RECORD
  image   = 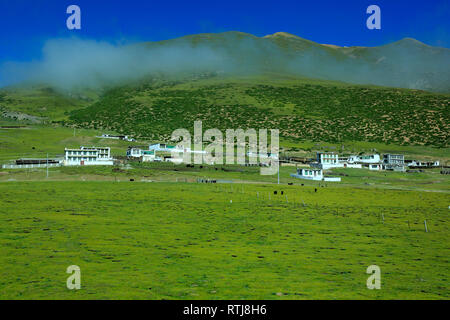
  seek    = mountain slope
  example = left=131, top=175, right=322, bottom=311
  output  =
left=1, top=31, right=448, bottom=92
left=67, top=76, right=450, bottom=147
left=140, top=31, right=450, bottom=92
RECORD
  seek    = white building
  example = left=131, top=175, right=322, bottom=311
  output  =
left=367, top=163, right=383, bottom=171
left=150, top=143, right=207, bottom=155
left=149, top=143, right=178, bottom=152
left=317, top=152, right=339, bottom=169
left=348, top=154, right=381, bottom=164
left=312, top=152, right=361, bottom=169
left=99, top=134, right=135, bottom=142
left=406, top=160, right=441, bottom=168
left=129, top=144, right=205, bottom=163
left=64, top=146, right=114, bottom=166
left=290, top=168, right=341, bottom=182
left=142, top=150, right=163, bottom=162
left=383, top=154, right=405, bottom=171
left=290, top=168, right=324, bottom=181
left=127, top=147, right=144, bottom=158
left=383, top=154, right=404, bottom=165
left=126, top=147, right=162, bottom=162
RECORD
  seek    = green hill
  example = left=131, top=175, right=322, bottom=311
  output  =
left=0, top=85, right=99, bottom=121
left=140, top=31, right=450, bottom=93
left=67, top=75, right=449, bottom=147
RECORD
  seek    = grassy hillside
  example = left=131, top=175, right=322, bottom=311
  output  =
left=141, top=31, right=450, bottom=92
left=67, top=76, right=450, bottom=147
left=0, top=86, right=98, bottom=121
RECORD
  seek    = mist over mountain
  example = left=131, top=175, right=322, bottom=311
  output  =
left=1, top=31, right=449, bottom=92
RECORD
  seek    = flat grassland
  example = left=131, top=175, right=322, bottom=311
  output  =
left=0, top=180, right=448, bottom=299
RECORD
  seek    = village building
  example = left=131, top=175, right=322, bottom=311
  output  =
left=126, top=147, right=146, bottom=158
left=290, top=168, right=341, bottom=182
left=405, top=160, right=440, bottom=168
left=142, top=150, right=163, bottom=162
left=149, top=143, right=207, bottom=155
left=128, top=145, right=187, bottom=163
left=383, top=154, right=406, bottom=171
left=311, top=152, right=340, bottom=169
left=98, top=134, right=135, bottom=142
left=348, top=154, right=381, bottom=164
left=312, top=152, right=361, bottom=169
left=291, top=168, right=324, bottom=181
left=2, top=158, right=62, bottom=169
left=345, top=154, right=383, bottom=171
left=366, top=163, right=383, bottom=171
left=64, top=146, right=114, bottom=166
left=126, top=147, right=141, bottom=158
left=149, top=143, right=177, bottom=152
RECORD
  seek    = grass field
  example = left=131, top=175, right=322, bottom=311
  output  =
left=0, top=74, right=448, bottom=300
left=0, top=180, right=448, bottom=299
left=0, top=125, right=144, bottom=162
left=1, top=162, right=450, bottom=193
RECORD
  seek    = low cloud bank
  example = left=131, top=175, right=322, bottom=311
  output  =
left=0, top=38, right=232, bottom=90
left=1, top=35, right=449, bottom=92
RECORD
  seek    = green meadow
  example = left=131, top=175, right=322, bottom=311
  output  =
left=0, top=180, right=448, bottom=299
left=0, top=125, right=143, bottom=162
left=0, top=73, right=448, bottom=300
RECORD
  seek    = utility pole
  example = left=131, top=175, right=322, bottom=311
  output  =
left=278, top=160, right=280, bottom=184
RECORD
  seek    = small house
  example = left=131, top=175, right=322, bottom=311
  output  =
left=290, top=168, right=324, bottom=181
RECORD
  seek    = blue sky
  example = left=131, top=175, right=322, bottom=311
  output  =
left=0, top=0, right=449, bottom=62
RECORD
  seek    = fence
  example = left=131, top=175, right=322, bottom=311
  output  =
left=2, top=163, right=62, bottom=169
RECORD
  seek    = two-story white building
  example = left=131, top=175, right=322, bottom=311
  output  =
left=310, top=152, right=340, bottom=169
left=64, top=146, right=114, bottom=166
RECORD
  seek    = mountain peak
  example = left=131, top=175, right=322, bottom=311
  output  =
left=263, top=32, right=300, bottom=39
left=393, top=37, right=428, bottom=47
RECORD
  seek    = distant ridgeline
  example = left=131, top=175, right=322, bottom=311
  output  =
left=67, top=79, right=450, bottom=148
